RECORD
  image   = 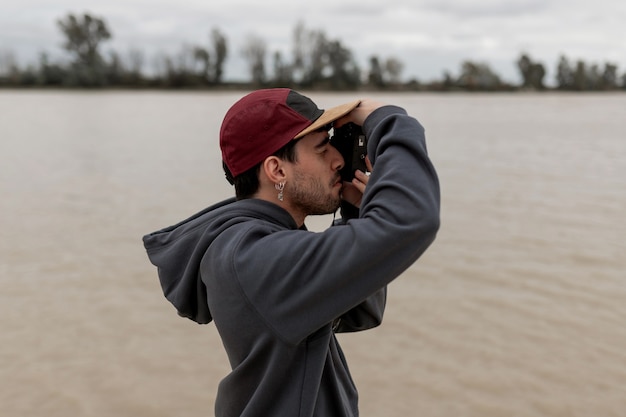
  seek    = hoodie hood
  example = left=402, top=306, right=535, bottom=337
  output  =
left=142, top=197, right=298, bottom=324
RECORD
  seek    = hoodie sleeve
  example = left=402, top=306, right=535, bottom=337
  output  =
left=333, top=287, right=387, bottom=333
left=205, top=105, right=440, bottom=346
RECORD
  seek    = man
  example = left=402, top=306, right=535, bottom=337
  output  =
left=143, top=88, right=440, bottom=417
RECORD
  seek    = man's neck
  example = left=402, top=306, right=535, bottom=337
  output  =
left=252, top=193, right=306, bottom=228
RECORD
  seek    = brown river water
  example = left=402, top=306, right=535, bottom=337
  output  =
left=1, top=91, right=625, bottom=416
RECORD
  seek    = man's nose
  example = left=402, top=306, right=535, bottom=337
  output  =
left=330, top=145, right=344, bottom=171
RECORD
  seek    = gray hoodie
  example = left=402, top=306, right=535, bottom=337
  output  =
left=143, top=105, right=440, bottom=417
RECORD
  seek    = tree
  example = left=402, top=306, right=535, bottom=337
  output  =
left=304, top=30, right=328, bottom=86
left=325, top=40, right=360, bottom=89
left=106, top=51, right=124, bottom=85
left=516, top=53, right=546, bottom=90
left=272, top=51, right=293, bottom=86
left=154, top=45, right=204, bottom=88
left=601, top=63, right=618, bottom=90
left=368, top=55, right=406, bottom=88
left=292, top=21, right=307, bottom=83
left=573, top=60, right=587, bottom=90
left=530, top=63, right=546, bottom=90
left=457, top=61, right=501, bottom=90
left=384, top=57, right=404, bottom=86
left=368, top=56, right=385, bottom=88
left=242, top=34, right=267, bottom=86
left=290, top=22, right=361, bottom=89
left=57, top=13, right=112, bottom=86
left=588, top=64, right=602, bottom=90
left=441, top=71, right=455, bottom=90
left=125, top=48, right=145, bottom=84
left=556, top=55, right=574, bottom=90
left=210, top=28, right=228, bottom=84
left=193, top=46, right=211, bottom=83
left=291, top=22, right=328, bottom=86
left=37, top=53, right=66, bottom=85
left=0, top=49, right=19, bottom=84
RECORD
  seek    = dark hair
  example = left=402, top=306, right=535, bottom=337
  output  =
left=224, top=139, right=300, bottom=200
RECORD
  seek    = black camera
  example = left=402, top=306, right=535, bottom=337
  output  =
left=330, top=122, right=368, bottom=181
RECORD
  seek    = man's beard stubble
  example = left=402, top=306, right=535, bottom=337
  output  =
left=289, top=170, right=342, bottom=216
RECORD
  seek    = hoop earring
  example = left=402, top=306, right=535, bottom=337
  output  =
left=275, top=181, right=285, bottom=201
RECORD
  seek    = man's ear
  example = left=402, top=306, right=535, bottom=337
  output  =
left=261, top=156, right=287, bottom=184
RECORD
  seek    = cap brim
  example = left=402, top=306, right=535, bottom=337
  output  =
left=294, top=99, right=361, bottom=139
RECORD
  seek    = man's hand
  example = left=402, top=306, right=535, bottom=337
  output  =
left=336, top=99, right=382, bottom=208
left=341, top=157, right=373, bottom=208
left=334, top=99, right=385, bottom=128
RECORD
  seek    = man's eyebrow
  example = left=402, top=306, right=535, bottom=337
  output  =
left=315, top=137, right=330, bottom=148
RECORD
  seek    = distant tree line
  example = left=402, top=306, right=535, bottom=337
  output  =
left=1, top=12, right=625, bottom=92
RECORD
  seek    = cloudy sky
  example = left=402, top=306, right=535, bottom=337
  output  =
left=2, top=0, right=625, bottom=84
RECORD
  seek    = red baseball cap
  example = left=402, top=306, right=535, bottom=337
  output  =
left=220, top=88, right=360, bottom=177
